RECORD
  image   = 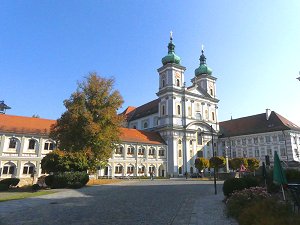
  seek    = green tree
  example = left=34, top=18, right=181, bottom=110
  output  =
left=195, top=157, right=209, bottom=176
left=247, top=158, right=260, bottom=174
left=230, top=158, right=248, bottom=171
left=209, top=156, right=226, bottom=172
left=41, top=150, right=89, bottom=173
left=50, top=73, right=124, bottom=170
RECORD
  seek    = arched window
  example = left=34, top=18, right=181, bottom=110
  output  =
left=127, top=146, right=134, bottom=155
left=44, top=141, right=54, bottom=150
left=190, top=140, right=193, bottom=145
left=2, top=162, right=16, bottom=175
left=28, top=139, right=36, bottom=150
left=149, top=165, right=155, bottom=173
left=188, top=106, right=191, bottom=117
left=210, top=89, right=213, bottom=96
left=176, top=79, right=180, bottom=87
left=138, top=165, right=145, bottom=174
left=127, top=165, right=134, bottom=174
left=115, top=164, right=123, bottom=174
left=9, top=138, right=17, bottom=149
left=138, top=147, right=145, bottom=155
left=178, top=139, right=182, bottom=145
left=115, top=146, right=123, bottom=154
left=23, top=163, right=35, bottom=175
left=177, top=105, right=181, bottom=115
left=133, top=125, right=137, bottom=129
left=212, top=112, right=215, bottom=121
left=197, top=131, right=203, bottom=145
left=196, top=113, right=202, bottom=120
left=149, top=147, right=155, bottom=156
left=178, top=149, right=182, bottom=157
left=178, top=167, right=182, bottom=174
left=143, top=122, right=148, bottom=129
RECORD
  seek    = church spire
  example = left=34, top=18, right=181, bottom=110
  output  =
left=195, top=45, right=212, bottom=76
left=162, top=31, right=181, bottom=65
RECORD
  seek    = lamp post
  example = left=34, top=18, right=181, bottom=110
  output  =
left=211, top=125, right=217, bottom=195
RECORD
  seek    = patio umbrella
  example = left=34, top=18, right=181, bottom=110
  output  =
left=273, top=151, right=287, bottom=200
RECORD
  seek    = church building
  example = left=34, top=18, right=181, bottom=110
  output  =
left=121, top=34, right=219, bottom=177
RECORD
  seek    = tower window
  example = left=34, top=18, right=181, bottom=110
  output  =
left=176, top=79, right=180, bottom=87
left=177, top=105, right=181, bottom=115
left=161, top=105, right=165, bottom=116
left=210, top=89, right=213, bottom=96
left=162, top=79, right=165, bottom=87
left=178, top=149, right=182, bottom=157
left=212, top=112, right=215, bottom=121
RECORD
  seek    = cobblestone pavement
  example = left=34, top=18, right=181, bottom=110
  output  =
left=0, top=179, right=237, bottom=225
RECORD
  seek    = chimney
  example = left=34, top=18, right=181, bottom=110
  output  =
left=266, top=109, right=271, bottom=120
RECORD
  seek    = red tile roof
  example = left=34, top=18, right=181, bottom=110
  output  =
left=126, top=99, right=159, bottom=121
left=0, top=114, right=55, bottom=135
left=219, top=111, right=300, bottom=138
left=119, top=127, right=166, bottom=145
left=0, top=114, right=166, bottom=145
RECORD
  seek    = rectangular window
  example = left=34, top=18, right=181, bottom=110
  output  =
left=265, top=136, right=271, bottom=143
left=259, top=137, right=264, bottom=144
left=248, top=139, right=252, bottom=145
left=272, top=136, right=278, bottom=142
left=255, top=147, right=259, bottom=157
left=9, top=166, right=14, bottom=174
left=267, top=148, right=272, bottom=156
left=242, top=139, right=246, bottom=146
left=280, top=145, right=286, bottom=156
left=278, top=135, right=285, bottom=142
left=237, top=140, right=241, bottom=145
left=159, top=149, right=165, bottom=156
left=254, top=138, right=258, bottom=144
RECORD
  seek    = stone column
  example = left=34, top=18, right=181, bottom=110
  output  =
left=19, top=136, right=26, bottom=157
left=0, top=135, right=5, bottom=155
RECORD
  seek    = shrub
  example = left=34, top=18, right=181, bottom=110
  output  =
left=0, top=183, right=9, bottom=191
left=238, top=198, right=300, bottom=225
left=32, top=184, right=41, bottom=191
left=49, top=171, right=89, bottom=189
left=286, top=169, right=300, bottom=183
left=0, top=178, right=20, bottom=188
left=45, top=175, right=54, bottom=187
left=226, top=187, right=271, bottom=219
left=223, top=177, right=260, bottom=196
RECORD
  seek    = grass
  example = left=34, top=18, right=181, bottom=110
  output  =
left=0, top=189, right=57, bottom=202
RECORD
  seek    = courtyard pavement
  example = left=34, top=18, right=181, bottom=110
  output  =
left=0, top=179, right=237, bottom=225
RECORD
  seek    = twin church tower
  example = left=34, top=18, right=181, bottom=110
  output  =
left=123, top=33, right=219, bottom=176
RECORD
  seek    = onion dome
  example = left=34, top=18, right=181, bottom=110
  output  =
left=195, top=49, right=212, bottom=76
left=161, top=32, right=181, bottom=65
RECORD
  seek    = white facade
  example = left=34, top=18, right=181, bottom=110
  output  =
left=100, top=142, right=168, bottom=178
left=0, top=133, right=55, bottom=182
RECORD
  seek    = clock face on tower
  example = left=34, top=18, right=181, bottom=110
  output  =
left=175, top=72, right=181, bottom=79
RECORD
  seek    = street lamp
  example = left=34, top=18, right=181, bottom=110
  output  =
left=211, top=125, right=217, bottom=195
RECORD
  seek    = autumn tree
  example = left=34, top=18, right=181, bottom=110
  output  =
left=209, top=156, right=226, bottom=173
left=195, top=157, right=209, bottom=176
left=247, top=158, right=260, bottom=175
left=50, top=73, right=124, bottom=170
left=230, top=158, right=248, bottom=171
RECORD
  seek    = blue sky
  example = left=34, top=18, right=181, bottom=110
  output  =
left=1, top=1, right=300, bottom=125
